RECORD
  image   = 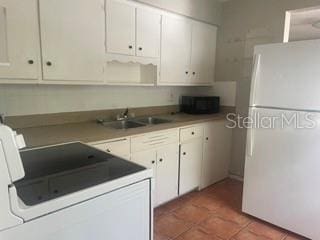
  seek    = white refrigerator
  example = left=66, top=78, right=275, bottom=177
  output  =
left=243, top=39, right=320, bottom=240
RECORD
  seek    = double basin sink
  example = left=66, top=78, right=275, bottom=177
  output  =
left=101, top=117, right=173, bottom=130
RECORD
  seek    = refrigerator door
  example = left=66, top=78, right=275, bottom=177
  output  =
left=250, top=39, right=320, bottom=111
left=243, top=107, right=320, bottom=240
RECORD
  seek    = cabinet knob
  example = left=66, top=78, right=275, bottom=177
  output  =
left=46, top=61, right=52, bottom=66
left=185, top=71, right=189, bottom=74
left=129, top=45, right=133, bottom=49
left=193, top=72, right=196, bottom=75
left=183, top=152, right=186, bottom=155
left=152, top=160, right=155, bottom=164
left=191, top=132, right=195, bottom=135
left=159, top=158, right=163, bottom=162
left=138, top=47, right=143, bottom=51
left=106, top=149, right=111, bottom=153
left=28, top=60, right=34, bottom=65
left=206, top=137, right=209, bottom=141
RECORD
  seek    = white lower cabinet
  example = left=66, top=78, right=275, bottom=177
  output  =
left=131, top=149, right=157, bottom=177
left=155, top=144, right=179, bottom=205
left=91, top=121, right=232, bottom=203
left=200, top=120, right=233, bottom=189
left=131, top=130, right=179, bottom=206
left=131, top=143, right=179, bottom=207
left=179, top=126, right=203, bottom=195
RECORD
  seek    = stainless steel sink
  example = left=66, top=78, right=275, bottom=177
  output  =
left=102, top=120, right=146, bottom=129
left=99, top=116, right=173, bottom=129
left=135, top=117, right=173, bottom=125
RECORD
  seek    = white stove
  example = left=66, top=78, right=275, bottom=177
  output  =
left=0, top=124, right=153, bottom=240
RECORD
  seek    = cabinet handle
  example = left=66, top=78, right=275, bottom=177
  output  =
left=152, top=160, right=155, bottom=164
left=46, top=61, right=52, bottom=66
left=138, top=47, right=143, bottom=51
left=129, top=45, right=133, bottom=49
left=183, top=152, right=186, bottom=155
left=159, top=158, right=163, bottom=162
left=28, top=60, right=34, bottom=65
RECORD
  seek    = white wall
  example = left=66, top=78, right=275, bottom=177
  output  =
left=0, top=85, right=195, bottom=116
left=134, top=0, right=222, bottom=25
left=0, top=82, right=237, bottom=117
left=217, top=0, right=320, bottom=177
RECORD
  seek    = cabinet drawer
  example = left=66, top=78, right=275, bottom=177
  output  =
left=180, top=125, right=203, bottom=142
left=92, top=138, right=130, bottom=159
left=131, top=129, right=179, bottom=152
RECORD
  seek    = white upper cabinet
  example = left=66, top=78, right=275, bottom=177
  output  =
left=106, top=0, right=161, bottom=59
left=160, top=15, right=192, bottom=85
left=190, top=22, right=217, bottom=85
left=136, top=8, right=161, bottom=58
left=106, top=0, right=136, bottom=56
left=160, top=16, right=217, bottom=86
left=39, top=0, right=105, bottom=82
left=0, top=0, right=217, bottom=86
left=0, top=0, right=39, bottom=80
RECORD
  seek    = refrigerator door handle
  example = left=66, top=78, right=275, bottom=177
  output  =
left=249, top=54, right=261, bottom=106
left=246, top=124, right=254, bottom=157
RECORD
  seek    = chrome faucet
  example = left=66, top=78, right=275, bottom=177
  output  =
left=117, top=108, right=129, bottom=121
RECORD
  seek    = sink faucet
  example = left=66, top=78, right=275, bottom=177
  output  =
left=117, top=108, right=129, bottom=121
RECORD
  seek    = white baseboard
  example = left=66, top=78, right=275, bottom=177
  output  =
left=229, top=174, right=244, bottom=182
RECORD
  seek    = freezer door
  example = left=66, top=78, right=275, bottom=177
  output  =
left=250, top=39, right=320, bottom=111
left=243, top=108, right=320, bottom=239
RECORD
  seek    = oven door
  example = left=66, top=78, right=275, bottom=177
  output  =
left=1, top=180, right=151, bottom=240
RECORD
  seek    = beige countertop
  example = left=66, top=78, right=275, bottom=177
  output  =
left=17, top=113, right=230, bottom=148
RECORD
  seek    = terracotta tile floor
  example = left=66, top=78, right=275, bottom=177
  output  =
left=154, top=178, right=308, bottom=240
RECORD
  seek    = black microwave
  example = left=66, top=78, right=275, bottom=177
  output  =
left=180, top=96, right=220, bottom=114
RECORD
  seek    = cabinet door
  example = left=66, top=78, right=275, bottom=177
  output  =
left=190, top=22, right=217, bottom=85
left=179, top=139, right=203, bottom=195
left=131, top=150, right=157, bottom=174
left=106, top=0, right=135, bottom=56
left=39, top=0, right=105, bottom=82
left=136, top=8, right=161, bottom=58
left=131, top=150, right=157, bottom=205
left=160, top=15, right=192, bottom=84
left=201, top=121, right=232, bottom=189
left=0, top=0, right=39, bottom=80
left=156, top=144, right=179, bottom=205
